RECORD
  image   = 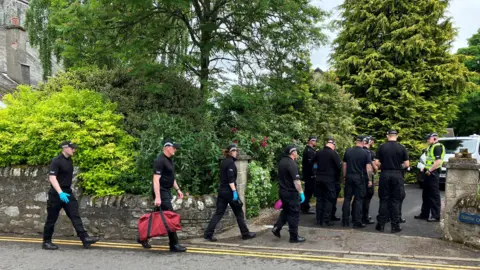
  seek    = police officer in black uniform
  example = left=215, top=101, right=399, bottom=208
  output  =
left=374, top=130, right=409, bottom=233
left=360, top=136, right=376, bottom=224
left=272, top=145, right=306, bottom=243
left=204, top=144, right=256, bottom=241
left=342, top=136, right=373, bottom=228
left=301, top=136, right=317, bottom=214
left=42, top=141, right=99, bottom=250
left=313, top=137, right=342, bottom=226
left=145, top=139, right=187, bottom=252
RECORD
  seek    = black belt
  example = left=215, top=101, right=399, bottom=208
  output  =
left=381, top=169, right=403, bottom=171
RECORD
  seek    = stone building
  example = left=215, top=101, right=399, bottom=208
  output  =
left=0, top=0, right=59, bottom=97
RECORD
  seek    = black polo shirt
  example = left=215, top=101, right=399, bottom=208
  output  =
left=48, top=154, right=74, bottom=188
left=343, top=146, right=370, bottom=175
left=278, top=157, right=301, bottom=193
left=375, top=141, right=409, bottom=170
left=314, top=146, right=342, bottom=178
left=363, top=146, right=374, bottom=163
left=302, top=145, right=316, bottom=179
left=219, top=157, right=237, bottom=191
left=153, top=154, right=175, bottom=190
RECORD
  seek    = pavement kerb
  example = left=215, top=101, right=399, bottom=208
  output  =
left=186, top=241, right=480, bottom=263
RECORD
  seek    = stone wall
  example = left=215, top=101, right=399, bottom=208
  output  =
left=442, top=154, right=480, bottom=249
left=0, top=166, right=236, bottom=240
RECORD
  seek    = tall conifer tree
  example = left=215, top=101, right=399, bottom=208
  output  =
left=331, top=0, right=468, bottom=155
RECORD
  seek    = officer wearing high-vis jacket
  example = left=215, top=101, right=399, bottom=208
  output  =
left=415, top=133, right=445, bottom=223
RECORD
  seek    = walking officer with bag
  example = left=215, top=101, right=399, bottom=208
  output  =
left=42, top=141, right=99, bottom=250
left=374, top=130, right=409, bottom=233
left=342, top=136, right=373, bottom=228
left=301, top=136, right=317, bottom=215
left=138, top=139, right=187, bottom=252
left=313, top=137, right=342, bottom=226
left=204, top=144, right=256, bottom=242
left=414, top=133, right=445, bottom=222
left=272, top=145, right=306, bottom=243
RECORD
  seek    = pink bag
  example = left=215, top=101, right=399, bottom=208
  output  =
left=274, top=199, right=283, bottom=210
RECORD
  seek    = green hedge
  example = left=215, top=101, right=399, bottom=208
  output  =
left=0, top=85, right=136, bottom=195
left=246, top=161, right=273, bottom=218
left=129, top=113, right=222, bottom=196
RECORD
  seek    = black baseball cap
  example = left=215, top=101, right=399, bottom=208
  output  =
left=326, top=137, right=336, bottom=144
left=424, top=133, right=439, bottom=139
left=355, top=135, right=367, bottom=141
left=163, top=139, right=180, bottom=149
left=284, top=145, right=298, bottom=155
left=60, top=141, right=78, bottom=149
left=387, top=130, right=398, bottom=135
left=226, top=144, right=238, bottom=152
left=308, top=136, right=317, bottom=142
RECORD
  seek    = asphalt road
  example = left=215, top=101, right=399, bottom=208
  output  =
left=301, top=184, right=444, bottom=238
left=0, top=239, right=474, bottom=270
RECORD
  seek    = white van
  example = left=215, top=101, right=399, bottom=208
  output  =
left=416, top=134, right=480, bottom=187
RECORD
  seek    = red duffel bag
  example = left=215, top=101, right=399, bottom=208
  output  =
left=138, top=209, right=182, bottom=241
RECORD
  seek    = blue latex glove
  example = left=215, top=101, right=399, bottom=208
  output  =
left=59, top=192, right=70, bottom=204
left=299, top=192, right=305, bottom=203
left=233, top=191, right=239, bottom=201
left=313, top=164, right=318, bottom=169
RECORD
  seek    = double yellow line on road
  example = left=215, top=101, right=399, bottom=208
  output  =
left=0, top=236, right=478, bottom=270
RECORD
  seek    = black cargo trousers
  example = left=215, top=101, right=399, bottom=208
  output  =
left=43, top=187, right=88, bottom=241
left=376, top=171, right=404, bottom=227
left=314, top=175, right=337, bottom=224
left=274, top=190, right=300, bottom=239
left=342, top=174, right=366, bottom=225
left=204, top=190, right=249, bottom=237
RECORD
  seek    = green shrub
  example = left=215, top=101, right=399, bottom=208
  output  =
left=267, top=181, right=279, bottom=206
left=133, top=113, right=222, bottom=196
left=38, top=66, right=205, bottom=137
left=0, top=85, right=136, bottom=195
left=246, top=161, right=272, bottom=218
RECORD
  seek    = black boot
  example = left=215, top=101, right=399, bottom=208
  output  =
left=289, top=236, right=306, bottom=243
left=375, top=223, right=385, bottom=232
left=342, top=220, right=350, bottom=227
left=331, top=216, right=341, bottom=221
left=42, top=241, right=58, bottom=250
left=391, top=225, right=402, bottom=233
left=137, top=237, right=152, bottom=248
left=400, top=218, right=406, bottom=223
left=204, top=235, right=217, bottom=242
left=322, top=221, right=334, bottom=227
left=414, top=215, right=428, bottom=220
left=353, top=223, right=366, bottom=229
left=170, top=244, right=187, bottom=252
left=272, top=226, right=281, bottom=238
left=427, top=217, right=440, bottom=222
left=242, top=232, right=256, bottom=240
left=363, top=217, right=375, bottom=224
left=79, top=233, right=99, bottom=249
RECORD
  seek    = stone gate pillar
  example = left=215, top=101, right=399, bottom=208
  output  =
left=443, top=150, right=480, bottom=248
left=235, top=153, right=251, bottom=215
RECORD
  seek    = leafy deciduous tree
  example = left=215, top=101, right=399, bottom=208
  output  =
left=26, top=0, right=329, bottom=96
